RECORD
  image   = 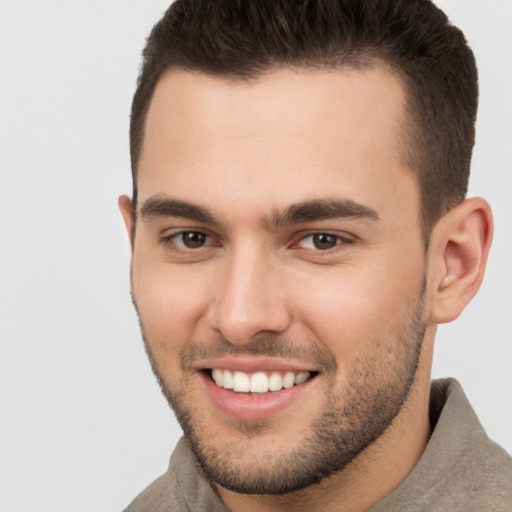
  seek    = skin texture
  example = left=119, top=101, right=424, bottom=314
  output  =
left=120, top=66, right=493, bottom=512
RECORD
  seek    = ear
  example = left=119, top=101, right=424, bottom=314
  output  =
left=428, top=197, right=493, bottom=324
left=118, top=195, right=135, bottom=249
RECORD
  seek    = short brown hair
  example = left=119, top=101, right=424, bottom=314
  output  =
left=130, top=0, right=478, bottom=237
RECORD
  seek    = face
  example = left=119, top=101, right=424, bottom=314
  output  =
left=126, top=67, right=429, bottom=494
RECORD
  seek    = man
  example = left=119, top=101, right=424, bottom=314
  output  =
left=120, top=0, right=512, bottom=510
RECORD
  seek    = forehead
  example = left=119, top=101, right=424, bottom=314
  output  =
left=137, top=66, right=418, bottom=227
left=141, top=65, right=406, bottom=159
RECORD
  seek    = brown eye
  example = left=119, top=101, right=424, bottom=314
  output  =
left=311, top=233, right=339, bottom=250
left=296, top=233, right=345, bottom=251
left=180, top=231, right=208, bottom=248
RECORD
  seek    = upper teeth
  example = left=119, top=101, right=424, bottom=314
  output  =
left=211, top=369, right=311, bottom=393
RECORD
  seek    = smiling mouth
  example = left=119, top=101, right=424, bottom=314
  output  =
left=207, top=369, right=318, bottom=394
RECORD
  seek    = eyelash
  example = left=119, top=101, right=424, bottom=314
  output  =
left=294, top=232, right=353, bottom=251
left=160, top=231, right=216, bottom=251
left=160, top=230, right=353, bottom=254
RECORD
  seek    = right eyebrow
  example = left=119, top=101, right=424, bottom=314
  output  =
left=266, top=198, right=380, bottom=229
left=139, top=196, right=218, bottom=225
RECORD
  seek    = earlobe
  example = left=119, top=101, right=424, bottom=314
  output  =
left=118, top=195, right=135, bottom=249
left=429, top=197, right=493, bottom=324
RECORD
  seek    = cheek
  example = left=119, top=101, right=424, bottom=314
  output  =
left=290, top=257, right=424, bottom=359
left=131, top=257, right=212, bottom=351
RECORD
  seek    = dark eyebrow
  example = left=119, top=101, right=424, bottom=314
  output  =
left=267, top=199, right=380, bottom=229
left=139, top=196, right=217, bottom=224
left=138, top=196, right=379, bottom=229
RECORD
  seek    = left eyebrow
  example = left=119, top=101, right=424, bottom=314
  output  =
left=139, top=196, right=218, bottom=225
left=266, top=198, right=380, bottom=229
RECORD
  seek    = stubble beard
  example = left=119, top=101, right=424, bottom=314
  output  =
left=135, top=281, right=427, bottom=495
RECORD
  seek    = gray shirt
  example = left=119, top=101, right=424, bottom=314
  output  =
left=124, top=379, right=512, bottom=511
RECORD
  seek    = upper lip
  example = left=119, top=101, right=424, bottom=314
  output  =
left=195, top=356, right=319, bottom=374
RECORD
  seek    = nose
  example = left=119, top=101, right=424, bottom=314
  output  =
left=207, top=245, right=293, bottom=344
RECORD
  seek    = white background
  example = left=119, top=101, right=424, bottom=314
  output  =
left=1, top=1, right=511, bottom=510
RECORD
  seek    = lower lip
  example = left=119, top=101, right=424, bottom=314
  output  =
left=201, top=372, right=315, bottom=421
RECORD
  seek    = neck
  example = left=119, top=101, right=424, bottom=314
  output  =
left=218, top=332, right=435, bottom=512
